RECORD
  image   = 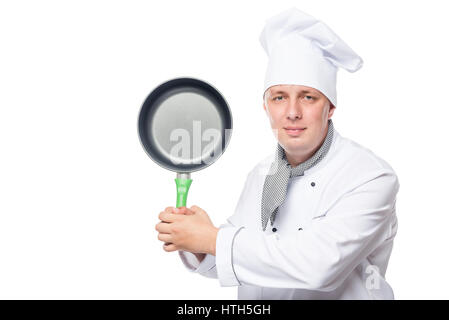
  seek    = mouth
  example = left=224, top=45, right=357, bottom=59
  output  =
left=284, top=127, right=306, bottom=136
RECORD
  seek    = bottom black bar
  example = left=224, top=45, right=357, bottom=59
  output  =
left=0, top=300, right=445, bottom=319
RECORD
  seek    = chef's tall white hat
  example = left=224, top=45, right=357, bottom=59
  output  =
left=260, top=7, right=363, bottom=107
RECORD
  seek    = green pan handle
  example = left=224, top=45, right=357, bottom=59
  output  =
left=175, top=173, right=192, bottom=208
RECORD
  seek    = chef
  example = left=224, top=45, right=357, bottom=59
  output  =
left=155, top=7, right=400, bottom=299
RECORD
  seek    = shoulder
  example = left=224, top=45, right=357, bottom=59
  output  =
left=336, top=132, right=398, bottom=176
left=327, top=131, right=400, bottom=195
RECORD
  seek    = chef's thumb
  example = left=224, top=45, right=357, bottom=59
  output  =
left=189, top=205, right=205, bottom=215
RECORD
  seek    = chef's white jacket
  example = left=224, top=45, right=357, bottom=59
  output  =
left=179, top=129, right=399, bottom=299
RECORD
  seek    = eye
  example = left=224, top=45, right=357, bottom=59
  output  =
left=305, top=95, right=316, bottom=101
left=272, top=96, right=284, bottom=101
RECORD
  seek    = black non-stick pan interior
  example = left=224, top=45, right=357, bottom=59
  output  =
left=138, top=78, right=232, bottom=173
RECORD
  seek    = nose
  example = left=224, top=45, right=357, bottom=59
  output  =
left=286, top=98, right=302, bottom=120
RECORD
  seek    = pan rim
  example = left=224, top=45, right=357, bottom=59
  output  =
left=137, top=76, right=233, bottom=173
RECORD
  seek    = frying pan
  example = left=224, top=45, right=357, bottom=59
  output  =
left=138, top=77, right=232, bottom=208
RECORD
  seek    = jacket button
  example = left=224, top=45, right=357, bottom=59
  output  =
left=272, top=227, right=277, bottom=232
left=298, top=227, right=303, bottom=231
left=311, top=182, right=316, bottom=187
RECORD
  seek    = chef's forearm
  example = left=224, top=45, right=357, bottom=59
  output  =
left=216, top=226, right=336, bottom=290
left=207, top=226, right=218, bottom=256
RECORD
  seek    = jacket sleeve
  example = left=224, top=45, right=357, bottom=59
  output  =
left=216, top=170, right=400, bottom=291
left=178, top=222, right=233, bottom=279
left=178, top=170, right=254, bottom=279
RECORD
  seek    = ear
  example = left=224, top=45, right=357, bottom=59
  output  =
left=328, top=102, right=336, bottom=119
left=263, top=103, right=266, bottom=112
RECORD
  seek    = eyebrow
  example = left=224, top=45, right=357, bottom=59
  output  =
left=269, top=90, right=316, bottom=95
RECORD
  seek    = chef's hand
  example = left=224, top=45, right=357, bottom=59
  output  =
left=163, top=206, right=206, bottom=262
left=159, top=206, right=193, bottom=247
left=155, top=205, right=218, bottom=256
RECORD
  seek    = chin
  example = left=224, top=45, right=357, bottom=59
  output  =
left=280, top=136, right=307, bottom=149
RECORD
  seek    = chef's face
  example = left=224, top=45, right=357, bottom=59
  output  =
left=263, top=84, right=335, bottom=164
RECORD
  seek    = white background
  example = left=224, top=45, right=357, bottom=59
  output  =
left=0, top=0, right=448, bottom=299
